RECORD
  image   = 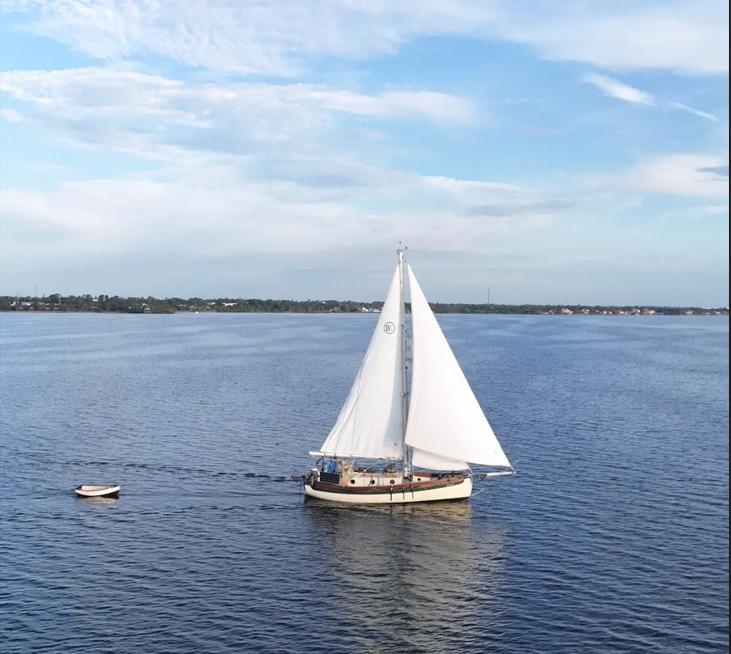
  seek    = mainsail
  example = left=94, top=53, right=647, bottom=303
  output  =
left=404, top=264, right=512, bottom=470
left=318, top=265, right=404, bottom=459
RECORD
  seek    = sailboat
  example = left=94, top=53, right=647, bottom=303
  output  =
left=303, top=247, right=514, bottom=504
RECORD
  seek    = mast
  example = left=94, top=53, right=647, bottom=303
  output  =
left=398, top=244, right=410, bottom=478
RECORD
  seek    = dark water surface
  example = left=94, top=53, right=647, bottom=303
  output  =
left=1, top=313, right=728, bottom=653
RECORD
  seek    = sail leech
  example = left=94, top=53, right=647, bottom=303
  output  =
left=403, top=264, right=512, bottom=469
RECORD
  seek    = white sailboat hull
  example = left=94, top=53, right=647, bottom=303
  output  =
left=304, top=476, right=472, bottom=504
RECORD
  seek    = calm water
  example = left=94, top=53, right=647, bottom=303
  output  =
left=1, top=313, right=728, bottom=653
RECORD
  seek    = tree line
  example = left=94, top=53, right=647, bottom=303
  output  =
left=1, top=294, right=727, bottom=316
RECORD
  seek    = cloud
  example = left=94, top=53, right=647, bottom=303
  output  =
left=0, top=170, right=567, bottom=275
left=1, top=3, right=727, bottom=305
left=3, top=0, right=487, bottom=77
left=0, top=67, right=476, bottom=161
left=496, top=2, right=728, bottom=75
left=421, top=176, right=575, bottom=219
left=698, top=164, right=729, bottom=177
left=582, top=76, right=724, bottom=125
left=624, top=154, right=729, bottom=198
left=3, top=1, right=728, bottom=75
left=3, top=171, right=725, bottom=303
left=670, top=102, right=720, bottom=122
left=466, top=199, right=574, bottom=217
left=582, top=73, right=655, bottom=106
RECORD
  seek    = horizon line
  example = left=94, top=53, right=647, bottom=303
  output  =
left=2, top=294, right=729, bottom=312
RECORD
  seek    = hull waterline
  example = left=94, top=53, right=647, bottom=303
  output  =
left=304, top=476, right=472, bottom=504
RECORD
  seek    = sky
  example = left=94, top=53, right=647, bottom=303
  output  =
left=0, top=1, right=728, bottom=306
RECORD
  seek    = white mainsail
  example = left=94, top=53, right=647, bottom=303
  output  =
left=318, top=265, right=404, bottom=459
left=404, top=264, right=512, bottom=469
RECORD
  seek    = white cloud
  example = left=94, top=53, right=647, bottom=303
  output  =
left=1, top=3, right=727, bottom=304
left=0, top=67, right=476, bottom=157
left=583, top=73, right=655, bottom=106
left=4, top=0, right=490, bottom=76
left=4, top=165, right=725, bottom=301
left=0, top=170, right=563, bottom=268
left=3, top=1, right=728, bottom=75
left=497, top=2, right=728, bottom=75
left=581, top=75, right=724, bottom=127
left=670, top=102, right=720, bottom=122
left=624, top=154, right=729, bottom=198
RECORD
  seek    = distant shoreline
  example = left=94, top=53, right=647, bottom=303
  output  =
left=1, top=295, right=728, bottom=316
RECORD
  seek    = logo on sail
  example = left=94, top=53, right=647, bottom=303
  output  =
left=383, top=321, right=396, bottom=334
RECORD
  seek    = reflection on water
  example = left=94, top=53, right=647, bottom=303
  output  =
left=305, top=501, right=507, bottom=649
left=75, top=496, right=120, bottom=507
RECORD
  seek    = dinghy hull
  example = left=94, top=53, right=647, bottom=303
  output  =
left=304, top=475, right=471, bottom=504
left=74, top=484, right=120, bottom=498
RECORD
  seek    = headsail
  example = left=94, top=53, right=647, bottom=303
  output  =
left=318, top=265, right=404, bottom=459
left=404, top=264, right=512, bottom=469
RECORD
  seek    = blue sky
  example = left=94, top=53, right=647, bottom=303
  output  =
left=0, top=1, right=728, bottom=305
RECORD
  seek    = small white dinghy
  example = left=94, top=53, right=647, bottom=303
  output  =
left=74, top=484, right=120, bottom=498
